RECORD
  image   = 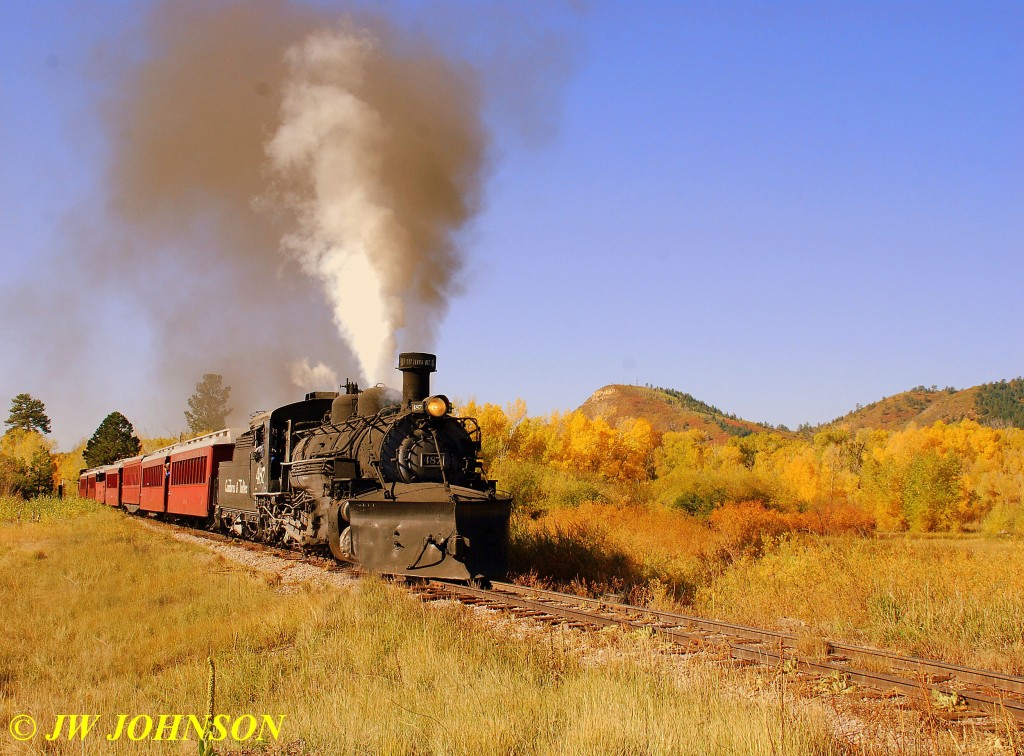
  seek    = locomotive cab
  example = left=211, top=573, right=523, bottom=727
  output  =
left=216, top=395, right=336, bottom=528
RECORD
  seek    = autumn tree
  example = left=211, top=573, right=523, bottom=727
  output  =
left=902, top=451, right=965, bottom=531
left=54, top=446, right=86, bottom=491
left=84, top=412, right=141, bottom=467
left=185, top=374, right=232, bottom=434
left=0, top=429, right=55, bottom=497
left=4, top=393, right=51, bottom=435
left=0, top=450, right=27, bottom=496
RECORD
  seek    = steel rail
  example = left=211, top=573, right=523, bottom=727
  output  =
left=490, top=581, right=1024, bottom=696
left=423, top=580, right=1024, bottom=723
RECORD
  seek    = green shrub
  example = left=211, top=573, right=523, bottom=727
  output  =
left=491, top=458, right=607, bottom=512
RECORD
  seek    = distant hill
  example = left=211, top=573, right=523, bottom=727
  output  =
left=578, top=385, right=777, bottom=441
left=578, top=379, right=1024, bottom=441
left=976, top=378, right=1024, bottom=428
left=827, top=386, right=978, bottom=431
left=828, top=378, right=1024, bottom=432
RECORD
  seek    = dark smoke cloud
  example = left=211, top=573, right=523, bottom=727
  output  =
left=1, top=0, right=577, bottom=446
left=98, top=0, right=350, bottom=421
left=262, top=18, right=490, bottom=382
left=98, top=0, right=503, bottom=408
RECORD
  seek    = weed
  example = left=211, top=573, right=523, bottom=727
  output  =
left=197, top=657, right=217, bottom=756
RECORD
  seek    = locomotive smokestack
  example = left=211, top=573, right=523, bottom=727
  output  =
left=398, top=352, right=436, bottom=405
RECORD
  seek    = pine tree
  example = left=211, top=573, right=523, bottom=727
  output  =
left=22, top=447, right=54, bottom=497
left=84, top=412, right=141, bottom=467
left=976, top=378, right=1024, bottom=429
left=5, top=393, right=51, bottom=434
left=185, top=374, right=232, bottom=434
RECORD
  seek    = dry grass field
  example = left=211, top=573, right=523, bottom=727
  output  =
left=0, top=498, right=855, bottom=755
left=693, top=535, right=1024, bottom=675
left=512, top=502, right=1024, bottom=675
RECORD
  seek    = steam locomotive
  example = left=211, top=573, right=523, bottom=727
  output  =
left=78, top=353, right=512, bottom=581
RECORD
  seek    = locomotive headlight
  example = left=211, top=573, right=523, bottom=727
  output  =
left=425, top=395, right=451, bottom=417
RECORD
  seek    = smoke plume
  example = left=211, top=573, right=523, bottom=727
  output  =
left=0, top=0, right=574, bottom=445
left=265, top=23, right=487, bottom=383
left=96, top=0, right=351, bottom=421
left=290, top=359, right=339, bottom=393
left=95, top=0, right=488, bottom=415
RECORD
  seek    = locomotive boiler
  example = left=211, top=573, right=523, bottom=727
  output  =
left=214, top=353, right=512, bottom=580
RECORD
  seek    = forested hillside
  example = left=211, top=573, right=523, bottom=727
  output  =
left=582, top=379, right=1024, bottom=438
left=828, top=379, right=1024, bottom=432
left=976, top=378, right=1024, bottom=428
left=578, top=385, right=777, bottom=441
left=826, top=386, right=977, bottom=431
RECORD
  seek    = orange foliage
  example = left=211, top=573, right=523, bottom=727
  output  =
left=462, top=397, right=1024, bottom=534
left=708, top=501, right=875, bottom=561
left=654, top=420, right=1024, bottom=532
left=512, top=499, right=876, bottom=603
left=708, top=502, right=795, bottom=560
left=458, top=401, right=659, bottom=483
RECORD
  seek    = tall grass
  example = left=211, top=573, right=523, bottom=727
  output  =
left=511, top=497, right=1024, bottom=676
left=0, top=494, right=95, bottom=523
left=694, top=535, right=1024, bottom=674
left=511, top=502, right=714, bottom=605
left=0, top=508, right=850, bottom=754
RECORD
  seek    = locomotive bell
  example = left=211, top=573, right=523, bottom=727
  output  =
left=398, top=352, right=436, bottom=405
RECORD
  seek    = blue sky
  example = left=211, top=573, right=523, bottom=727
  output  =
left=1, top=1, right=1022, bottom=448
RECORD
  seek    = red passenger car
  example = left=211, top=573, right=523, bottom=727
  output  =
left=79, top=430, right=240, bottom=520
left=121, top=457, right=143, bottom=512
left=94, top=471, right=107, bottom=504
left=140, top=449, right=171, bottom=513
left=103, top=465, right=122, bottom=507
left=166, top=430, right=238, bottom=518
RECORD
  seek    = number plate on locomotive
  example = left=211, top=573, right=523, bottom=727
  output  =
left=420, top=453, right=447, bottom=467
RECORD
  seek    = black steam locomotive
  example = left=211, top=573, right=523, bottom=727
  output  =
left=215, top=353, right=512, bottom=580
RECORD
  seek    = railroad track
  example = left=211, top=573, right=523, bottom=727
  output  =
left=137, top=516, right=352, bottom=571
left=140, top=516, right=1024, bottom=724
left=415, top=579, right=1024, bottom=725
